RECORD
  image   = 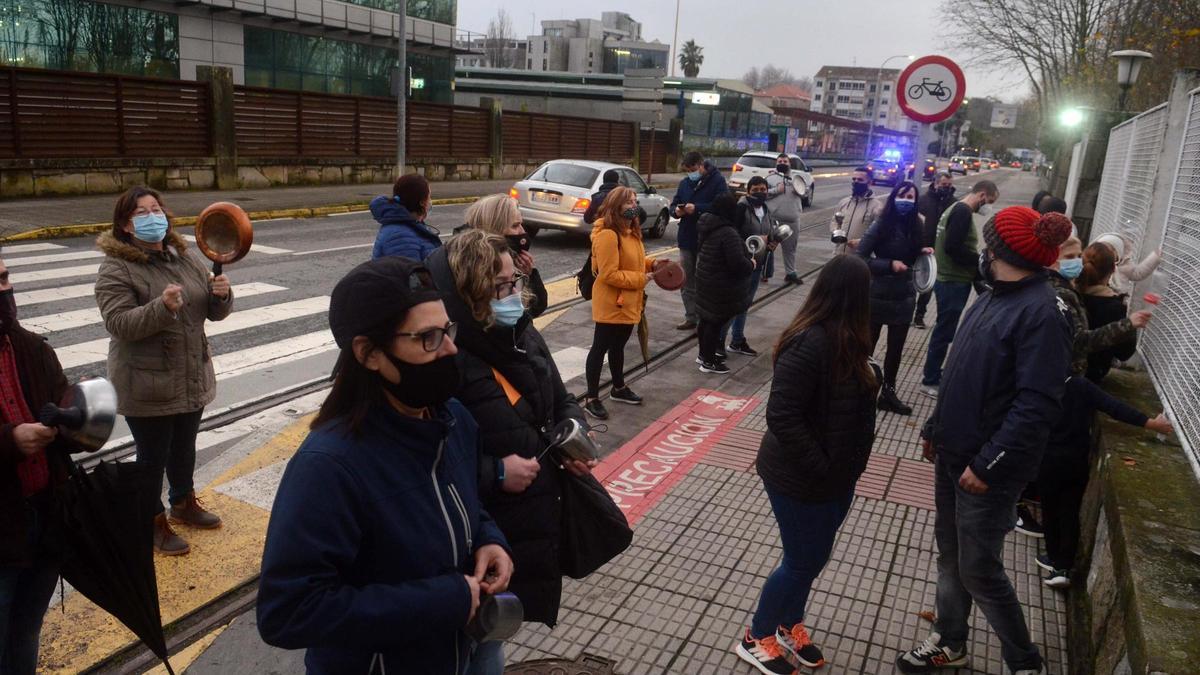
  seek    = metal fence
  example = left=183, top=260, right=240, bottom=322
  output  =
left=1090, top=104, right=1169, bottom=257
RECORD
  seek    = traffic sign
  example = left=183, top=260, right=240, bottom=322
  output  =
left=896, top=55, right=965, bottom=124
left=990, top=104, right=1017, bottom=128
left=622, top=67, right=665, bottom=125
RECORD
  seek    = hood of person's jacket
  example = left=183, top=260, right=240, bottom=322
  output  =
left=697, top=211, right=735, bottom=237
left=370, top=195, right=433, bottom=230
left=597, top=180, right=619, bottom=193
left=96, top=230, right=189, bottom=263
left=424, top=247, right=530, bottom=364
left=991, top=269, right=1050, bottom=296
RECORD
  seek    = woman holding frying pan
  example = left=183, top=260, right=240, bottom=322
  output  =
left=95, top=186, right=234, bottom=556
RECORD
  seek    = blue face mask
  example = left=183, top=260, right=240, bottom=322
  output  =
left=490, top=293, right=525, bottom=327
left=894, top=199, right=916, bottom=215
left=131, top=212, right=169, bottom=243
left=687, top=170, right=702, bottom=182
left=1059, top=257, right=1083, bottom=279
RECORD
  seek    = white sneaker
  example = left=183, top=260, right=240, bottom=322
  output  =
left=920, top=385, right=939, bottom=399
left=896, top=632, right=969, bottom=672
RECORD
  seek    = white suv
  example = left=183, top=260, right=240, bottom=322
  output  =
left=728, top=151, right=815, bottom=207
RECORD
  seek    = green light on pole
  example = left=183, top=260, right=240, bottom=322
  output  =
left=411, top=77, right=425, bottom=90
left=1059, top=108, right=1085, bottom=128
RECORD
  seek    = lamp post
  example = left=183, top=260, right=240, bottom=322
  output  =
left=864, top=54, right=913, bottom=161
left=1111, top=49, right=1153, bottom=112
left=670, top=0, right=681, bottom=77
left=395, top=0, right=407, bottom=175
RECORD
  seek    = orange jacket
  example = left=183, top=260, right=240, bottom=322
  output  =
left=590, top=219, right=654, bottom=324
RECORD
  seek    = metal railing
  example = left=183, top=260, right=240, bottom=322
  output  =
left=1089, top=103, right=1168, bottom=257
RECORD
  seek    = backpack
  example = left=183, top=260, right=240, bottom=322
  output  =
left=576, top=229, right=621, bottom=301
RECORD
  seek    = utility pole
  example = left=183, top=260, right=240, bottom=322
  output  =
left=395, top=0, right=407, bottom=175
left=670, top=0, right=681, bottom=77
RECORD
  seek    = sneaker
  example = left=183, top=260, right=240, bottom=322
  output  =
left=676, top=320, right=697, bottom=331
left=583, top=398, right=609, bottom=420
left=1016, top=506, right=1044, bottom=538
left=896, top=632, right=968, bottom=673
left=715, top=346, right=728, bottom=361
left=1043, top=569, right=1071, bottom=589
left=699, top=360, right=730, bottom=374
left=784, top=272, right=803, bottom=285
left=919, top=385, right=939, bottom=399
left=169, top=492, right=222, bottom=529
left=776, top=622, right=825, bottom=668
left=1035, top=554, right=1055, bottom=573
left=734, top=629, right=796, bottom=675
left=877, top=385, right=914, bottom=416
left=728, top=341, right=759, bottom=356
left=913, top=316, right=927, bottom=329
left=153, top=513, right=190, bottom=556
left=610, top=386, right=643, bottom=405
left=1014, top=667, right=1046, bottom=675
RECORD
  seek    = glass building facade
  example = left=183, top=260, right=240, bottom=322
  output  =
left=0, top=0, right=178, bottom=77
left=602, top=45, right=667, bottom=75
left=339, top=0, right=455, bottom=26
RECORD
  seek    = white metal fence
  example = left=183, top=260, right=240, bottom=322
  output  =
left=1090, top=103, right=1168, bottom=258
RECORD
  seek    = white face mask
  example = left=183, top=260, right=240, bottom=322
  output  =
left=977, top=203, right=993, bottom=217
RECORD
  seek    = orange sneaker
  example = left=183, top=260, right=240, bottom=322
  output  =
left=735, top=628, right=796, bottom=675
left=777, top=622, right=826, bottom=668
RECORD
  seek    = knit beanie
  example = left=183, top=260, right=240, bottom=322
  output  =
left=983, top=207, right=1073, bottom=269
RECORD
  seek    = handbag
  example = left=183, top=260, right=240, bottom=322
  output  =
left=558, top=471, right=633, bottom=579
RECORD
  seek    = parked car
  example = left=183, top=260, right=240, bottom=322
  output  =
left=510, top=160, right=672, bottom=238
left=969, top=157, right=983, bottom=172
left=988, top=159, right=1000, bottom=169
left=867, top=156, right=905, bottom=186
left=1021, top=162, right=1033, bottom=172
left=1010, top=160, right=1023, bottom=169
left=948, top=157, right=968, bottom=176
left=728, top=151, right=816, bottom=207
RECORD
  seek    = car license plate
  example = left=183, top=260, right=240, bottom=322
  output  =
left=531, top=192, right=560, bottom=205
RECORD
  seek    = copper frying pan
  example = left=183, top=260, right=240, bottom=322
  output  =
left=195, top=202, right=253, bottom=275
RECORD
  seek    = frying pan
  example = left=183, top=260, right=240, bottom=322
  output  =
left=195, top=202, right=253, bottom=275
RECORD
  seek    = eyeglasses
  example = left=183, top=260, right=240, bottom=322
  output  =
left=494, top=273, right=527, bottom=299
left=395, top=321, right=458, bottom=352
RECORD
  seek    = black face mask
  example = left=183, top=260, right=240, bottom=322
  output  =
left=978, top=249, right=996, bottom=285
left=0, top=288, right=15, bottom=336
left=380, top=351, right=460, bottom=409
left=776, top=163, right=790, bottom=174
left=935, top=186, right=955, bottom=199
left=505, top=234, right=531, bottom=253
left=748, top=193, right=767, bottom=205
left=852, top=182, right=870, bottom=198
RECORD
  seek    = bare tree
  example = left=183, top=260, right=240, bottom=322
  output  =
left=485, top=9, right=516, bottom=69
left=742, top=63, right=812, bottom=91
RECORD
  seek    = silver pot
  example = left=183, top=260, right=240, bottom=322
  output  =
left=544, top=418, right=602, bottom=462
left=465, top=592, right=524, bottom=643
left=38, top=378, right=117, bottom=452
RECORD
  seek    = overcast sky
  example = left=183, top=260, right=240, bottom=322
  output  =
left=456, top=0, right=1029, bottom=102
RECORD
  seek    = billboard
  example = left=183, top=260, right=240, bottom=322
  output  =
left=990, top=105, right=1018, bottom=129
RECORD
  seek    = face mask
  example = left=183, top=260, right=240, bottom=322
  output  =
left=505, top=234, right=530, bottom=253
left=687, top=170, right=702, bottom=181
left=976, top=201, right=993, bottom=216
left=776, top=163, right=790, bottom=174
left=0, top=288, right=15, bottom=336
left=748, top=193, right=766, bottom=205
left=131, top=212, right=168, bottom=243
left=1059, top=258, right=1083, bottom=279
left=622, top=207, right=640, bottom=220
left=936, top=186, right=955, bottom=198
left=978, top=249, right=996, bottom=284
left=894, top=199, right=916, bottom=215
left=490, top=292, right=525, bottom=327
left=380, top=351, right=460, bottom=410
left=852, top=182, right=870, bottom=198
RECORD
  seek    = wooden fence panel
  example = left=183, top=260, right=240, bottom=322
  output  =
left=358, top=98, right=397, bottom=157
left=233, top=88, right=301, bottom=157
left=639, top=129, right=669, bottom=174
left=502, top=112, right=533, bottom=159
left=300, top=93, right=357, bottom=157
left=121, top=79, right=209, bottom=157
left=558, top=117, right=588, bottom=158
left=449, top=106, right=490, bottom=158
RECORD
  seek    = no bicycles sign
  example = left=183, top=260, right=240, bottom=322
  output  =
left=897, top=55, right=966, bottom=124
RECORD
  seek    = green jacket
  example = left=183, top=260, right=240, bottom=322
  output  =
left=934, top=202, right=978, bottom=284
left=1049, top=272, right=1135, bottom=375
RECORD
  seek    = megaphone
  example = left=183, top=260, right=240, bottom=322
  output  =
left=746, top=235, right=767, bottom=256
left=831, top=211, right=847, bottom=244
left=195, top=202, right=253, bottom=275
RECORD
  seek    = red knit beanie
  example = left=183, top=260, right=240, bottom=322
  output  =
left=983, top=207, right=1073, bottom=269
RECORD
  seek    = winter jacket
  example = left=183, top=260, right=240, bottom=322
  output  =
left=765, top=170, right=804, bottom=224
left=829, top=192, right=883, bottom=249
left=669, top=161, right=728, bottom=251
left=923, top=272, right=1072, bottom=488
left=583, top=181, right=619, bottom=225
left=1045, top=375, right=1147, bottom=461
left=918, top=187, right=957, bottom=247
left=447, top=224, right=549, bottom=318
left=735, top=197, right=772, bottom=239
left=756, top=325, right=878, bottom=503
left=856, top=215, right=924, bottom=326
left=1048, top=272, right=1135, bottom=376
left=695, top=213, right=755, bottom=322
left=425, top=247, right=585, bottom=626
left=257, top=400, right=509, bottom=675
left=94, top=231, right=233, bottom=417
left=370, top=196, right=442, bottom=261
left=590, top=220, right=654, bottom=325
left=1081, top=291, right=1137, bottom=382
left=934, top=202, right=979, bottom=284
left=0, top=326, right=76, bottom=567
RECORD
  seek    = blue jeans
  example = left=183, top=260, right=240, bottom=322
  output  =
left=750, top=485, right=854, bottom=638
left=721, top=273, right=762, bottom=345
left=921, top=281, right=971, bottom=386
left=0, top=499, right=59, bottom=675
left=465, top=640, right=505, bottom=675
left=933, top=458, right=1041, bottom=671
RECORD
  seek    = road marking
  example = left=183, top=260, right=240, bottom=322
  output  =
left=15, top=283, right=96, bottom=306
left=291, top=243, right=373, bottom=256
left=552, top=346, right=592, bottom=382
left=0, top=242, right=66, bottom=254
left=326, top=210, right=366, bottom=217
left=213, top=330, right=335, bottom=380
left=181, top=234, right=293, bottom=254
left=56, top=295, right=331, bottom=369
left=3, top=250, right=104, bottom=267
left=24, top=283, right=288, bottom=334
left=10, top=264, right=100, bottom=284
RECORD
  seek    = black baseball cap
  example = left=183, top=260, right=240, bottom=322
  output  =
left=328, top=256, right=442, bottom=349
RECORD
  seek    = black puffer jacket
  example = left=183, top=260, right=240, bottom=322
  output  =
left=425, top=247, right=585, bottom=626
left=756, top=325, right=879, bottom=503
left=856, top=215, right=924, bottom=326
left=695, top=212, right=755, bottom=321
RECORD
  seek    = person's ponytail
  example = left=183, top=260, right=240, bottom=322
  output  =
left=1077, top=241, right=1117, bottom=290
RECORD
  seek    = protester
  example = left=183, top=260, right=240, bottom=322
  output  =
left=1078, top=242, right=1140, bottom=382
left=583, top=169, right=622, bottom=225
left=371, top=174, right=441, bottom=260
left=1035, top=374, right=1173, bottom=588
left=1030, top=190, right=1053, bottom=211
left=257, top=256, right=513, bottom=674
left=670, top=151, right=728, bottom=331
left=0, top=256, right=81, bottom=674
left=765, top=153, right=804, bottom=285
left=1093, top=232, right=1162, bottom=295
left=829, top=167, right=883, bottom=254
left=95, top=187, right=232, bottom=556
left=721, top=176, right=772, bottom=356
left=1037, top=196, right=1067, bottom=215
left=913, top=172, right=957, bottom=328
left=738, top=255, right=879, bottom=674
left=695, top=193, right=755, bottom=374
left=898, top=206, right=1072, bottom=675
left=462, top=194, right=548, bottom=317
left=856, top=181, right=930, bottom=416
left=585, top=187, right=663, bottom=420
left=918, top=180, right=999, bottom=398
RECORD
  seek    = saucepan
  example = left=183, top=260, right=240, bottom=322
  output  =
left=465, top=592, right=524, bottom=643
left=195, top=202, right=254, bottom=275
left=38, top=378, right=118, bottom=453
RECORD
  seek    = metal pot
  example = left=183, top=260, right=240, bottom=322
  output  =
left=38, top=378, right=118, bottom=452
left=195, top=201, right=254, bottom=275
left=831, top=211, right=847, bottom=244
left=544, top=418, right=602, bottom=462
left=465, top=592, right=524, bottom=643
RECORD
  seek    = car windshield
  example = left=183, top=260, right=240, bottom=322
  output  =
left=540, top=163, right=600, bottom=189
left=738, top=155, right=780, bottom=169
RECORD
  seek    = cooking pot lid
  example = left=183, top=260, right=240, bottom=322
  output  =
left=913, top=252, right=937, bottom=294
left=653, top=261, right=686, bottom=291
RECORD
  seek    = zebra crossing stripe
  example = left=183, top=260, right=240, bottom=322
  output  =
left=15, top=283, right=96, bottom=306
left=11, top=265, right=101, bottom=284
left=214, top=330, right=335, bottom=381
left=0, top=243, right=66, bottom=254
left=181, top=234, right=293, bottom=255
left=3, top=250, right=105, bottom=267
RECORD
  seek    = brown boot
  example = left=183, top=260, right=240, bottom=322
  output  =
left=153, top=513, right=190, bottom=556
left=169, top=492, right=222, bottom=529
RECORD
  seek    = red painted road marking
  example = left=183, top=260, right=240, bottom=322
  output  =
left=594, top=389, right=757, bottom=525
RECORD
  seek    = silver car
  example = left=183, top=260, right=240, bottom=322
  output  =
left=510, top=160, right=672, bottom=238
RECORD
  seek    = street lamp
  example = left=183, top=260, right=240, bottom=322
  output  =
left=1059, top=107, right=1085, bottom=128
left=864, top=54, right=914, bottom=161
left=1111, top=49, right=1153, bottom=112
